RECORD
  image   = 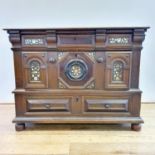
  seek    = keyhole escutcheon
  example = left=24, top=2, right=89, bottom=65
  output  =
left=75, top=96, right=79, bottom=103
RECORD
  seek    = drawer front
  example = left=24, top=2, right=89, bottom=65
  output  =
left=84, top=97, right=128, bottom=112
left=57, top=35, right=95, bottom=49
left=26, top=97, right=72, bottom=113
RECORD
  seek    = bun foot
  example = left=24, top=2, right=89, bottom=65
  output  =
left=15, top=123, right=25, bottom=131
left=131, top=123, right=141, bottom=131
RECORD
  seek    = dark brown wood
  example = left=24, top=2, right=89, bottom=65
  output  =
left=5, top=27, right=149, bottom=131
left=15, top=123, right=25, bottom=131
left=131, top=123, right=141, bottom=131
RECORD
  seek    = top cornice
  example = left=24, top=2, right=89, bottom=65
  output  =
left=4, top=26, right=150, bottom=32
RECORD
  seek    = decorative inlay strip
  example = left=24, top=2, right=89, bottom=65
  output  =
left=107, top=35, right=131, bottom=45
left=24, top=38, right=44, bottom=45
left=109, top=37, right=129, bottom=44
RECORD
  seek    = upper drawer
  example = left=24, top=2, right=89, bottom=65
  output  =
left=57, top=35, right=95, bottom=49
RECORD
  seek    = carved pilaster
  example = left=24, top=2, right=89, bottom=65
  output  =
left=131, top=28, right=147, bottom=88
left=46, top=30, right=56, bottom=49
left=8, top=30, right=21, bottom=49
left=95, top=29, right=106, bottom=49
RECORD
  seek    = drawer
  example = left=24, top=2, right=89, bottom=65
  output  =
left=57, top=35, right=95, bottom=49
left=27, top=98, right=71, bottom=112
left=84, top=98, right=128, bottom=112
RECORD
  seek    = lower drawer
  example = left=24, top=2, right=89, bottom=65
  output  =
left=84, top=97, right=129, bottom=112
left=27, top=97, right=72, bottom=112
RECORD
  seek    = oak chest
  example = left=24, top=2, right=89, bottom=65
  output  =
left=5, top=27, right=149, bottom=131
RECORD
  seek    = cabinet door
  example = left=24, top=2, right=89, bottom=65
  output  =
left=22, top=52, right=48, bottom=88
left=105, top=52, right=131, bottom=89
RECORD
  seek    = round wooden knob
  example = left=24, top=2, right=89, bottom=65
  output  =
left=96, top=57, right=104, bottom=63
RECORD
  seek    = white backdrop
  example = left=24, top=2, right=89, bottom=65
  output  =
left=0, top=0, right=154, bottom=103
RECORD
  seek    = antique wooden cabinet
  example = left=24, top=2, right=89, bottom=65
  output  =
left=5, top=27, right=149, bottom=131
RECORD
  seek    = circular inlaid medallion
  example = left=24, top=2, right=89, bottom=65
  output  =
left=65, top=59, right=88, bottom=81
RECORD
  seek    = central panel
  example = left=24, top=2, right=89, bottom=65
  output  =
left=58, top=52, right=95, bottom=89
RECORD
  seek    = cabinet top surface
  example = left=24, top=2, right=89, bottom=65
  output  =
left=4, top=26, right=150, bottom=31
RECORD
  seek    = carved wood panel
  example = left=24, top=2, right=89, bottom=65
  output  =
left=22, top=52, right=48, bottom=88
left=105, top=52, right=131, bottom=89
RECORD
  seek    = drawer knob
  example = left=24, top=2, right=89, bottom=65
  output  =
left=104, top=104, right=110, bottom=108
left=49, top=57, right=56, bottom=63
left=96, top=57, right=104, bottom=63
left=45, top=104, right=51, bottom=109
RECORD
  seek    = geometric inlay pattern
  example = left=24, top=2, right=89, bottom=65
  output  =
left=112, top=61, right=123, bottom=81
left=30, top=60, right=40, bottom=81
